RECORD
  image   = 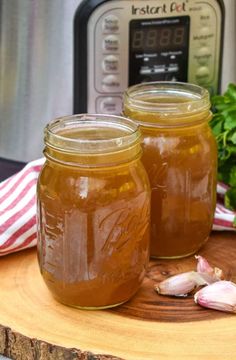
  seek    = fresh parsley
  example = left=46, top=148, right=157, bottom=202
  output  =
left=210, top=83, right=236, bottom=211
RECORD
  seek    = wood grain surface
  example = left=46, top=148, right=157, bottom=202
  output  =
left=0, top=232, right=236, bottom=360
left=111, top=231, right=236, bottom=322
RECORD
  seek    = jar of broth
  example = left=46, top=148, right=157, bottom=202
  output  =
left=123, top=82, right=217, bottom=259
left=37, top=114, right=150, bottom=309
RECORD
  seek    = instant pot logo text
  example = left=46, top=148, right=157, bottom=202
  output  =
left=132, top=2, right=187, bottom=15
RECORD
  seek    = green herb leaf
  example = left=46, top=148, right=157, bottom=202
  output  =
left=225, top=187, right=236, bottom=211
left=218, top=161, right=232, bottom=184
left=210, top=115, right=223, bottom=136
left=229, top=166, right=236, bottom=187
left=223, top=109, right=236, bottom=130
left=229, top=131, right=236, bottom=144
left=233, top=216, right=236, bottom=228
left=225, top=83, right=236, bottom=101
left=210, top=83, right=236, bottom=210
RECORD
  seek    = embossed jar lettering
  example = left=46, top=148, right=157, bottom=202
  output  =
left=37, top=114, right=151, bottom=309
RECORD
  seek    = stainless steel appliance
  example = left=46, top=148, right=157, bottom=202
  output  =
left=0, top=0, right=235, bottom=162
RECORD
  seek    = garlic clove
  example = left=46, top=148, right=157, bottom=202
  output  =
left=194, top=280, right=236, bottom=313
left=195, top=255, right=214, bottom=274
left=155, top=271, right=207, bottom=297
left=195, top=255, right=224, bottom=283
left=196, top=270, right=223, bottom=285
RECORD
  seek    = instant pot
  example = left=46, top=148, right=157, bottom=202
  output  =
left=0, top=0, right=235, bottom=162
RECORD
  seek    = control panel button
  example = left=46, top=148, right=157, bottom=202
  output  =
left=103, top=55, right=119, bottom=72
left=192, top=24, right=214, bottom=42
left=168, top=67, right=179, bottom=73
left=195, top=66, right=210, bottom=84
left=103, top=35, right=119, bottom=52
left=153, top=65, right=165, bottom=74
left=103, top=15, right=119, bottom=32
left=140, top=67, right=152, bottom=75
left=199, top=26, right=211, bottom=36
left=97, top=96, right=122, bottom=114
left=195, top=47, right=211, bottom=65
left=102, top=75, right=120, bottom=92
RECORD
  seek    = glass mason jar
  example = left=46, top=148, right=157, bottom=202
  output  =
left=37, top=114, right=150, bottom=309
left=123, top=82, right=217, bottom=259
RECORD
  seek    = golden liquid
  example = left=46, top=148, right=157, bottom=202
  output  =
left=37, top=140, right=150, bottom=308
left=124, top=99, right=217, bottom=258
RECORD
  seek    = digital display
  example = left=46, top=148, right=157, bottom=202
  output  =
left=130, top=17, right=190, bottom=52
left=128, top=17, right=190, bottom=85
left=131, top=26, right=186, bottom=51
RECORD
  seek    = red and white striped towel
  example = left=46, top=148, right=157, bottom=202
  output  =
left=0, top=159, right=235, bottom=256
left=0, top=158, right=44, bottom=256
left=213, top=182, right=236, bottom=231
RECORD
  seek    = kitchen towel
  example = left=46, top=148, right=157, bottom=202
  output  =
left=0, top=158, right=44, bottom=256
left=213, top=182, right=236, bottom=231
left=0, top=159, right=235, bottom=256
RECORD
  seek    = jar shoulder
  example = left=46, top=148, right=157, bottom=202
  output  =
left=141, top=123, right=217, bottom=152
left=37, top=161, right=150, bottom=210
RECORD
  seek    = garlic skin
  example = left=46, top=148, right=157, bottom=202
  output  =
left=194, top=281, right=236, bottom=313
left=155, top=271, right=207, bottom=297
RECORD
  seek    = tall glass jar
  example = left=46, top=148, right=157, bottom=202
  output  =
left=37, top=114, right=150, bottom=309
left=123, top=82, right=217, bottom=259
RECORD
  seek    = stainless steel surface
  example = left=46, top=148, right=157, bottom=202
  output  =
left=0, top=0, right=235, bottom=162
left=0, top=0, right=80, bottom=161
left=221, top=0, right=236, bottom=91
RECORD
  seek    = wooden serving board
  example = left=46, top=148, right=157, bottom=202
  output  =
left=0, top=232, right=236, bottom=360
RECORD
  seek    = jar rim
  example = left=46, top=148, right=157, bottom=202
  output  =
left=45, top=114, right=141, bottom=154
left=123, top=81, right=211, bottom=126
